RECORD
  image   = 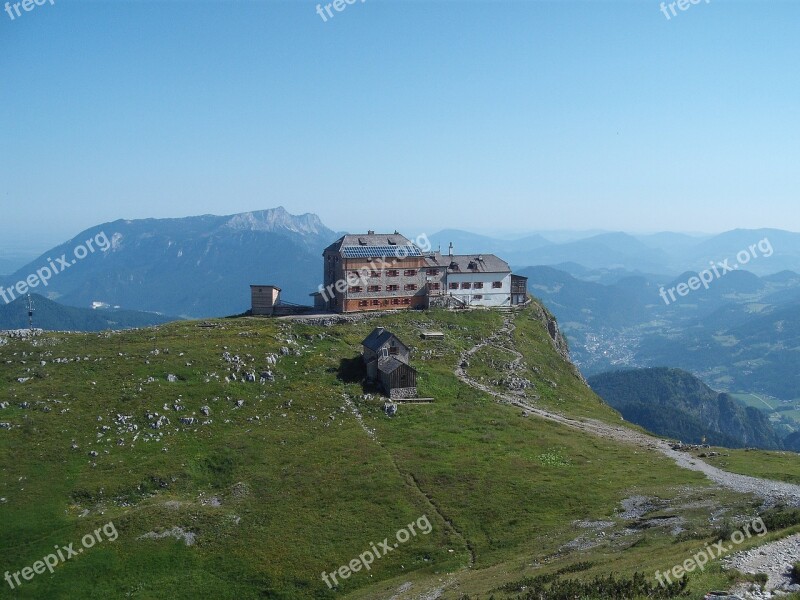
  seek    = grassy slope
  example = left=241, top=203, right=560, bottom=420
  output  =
left=691, top=447, right=800, bottom=486
left=0, top=304, right=792, bottom=599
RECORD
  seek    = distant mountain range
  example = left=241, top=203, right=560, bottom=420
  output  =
left=0, top=294, right=175, bottom=331
left=1, top=207, right=339, bottom=318
left=519, top=264, right=800, bottom=402
left=430, top=228, right=800, bottom=276
left=588, top=368, right=784, bottom=450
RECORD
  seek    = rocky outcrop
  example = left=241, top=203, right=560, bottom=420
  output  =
left=530, top=301, right=588, bottom=385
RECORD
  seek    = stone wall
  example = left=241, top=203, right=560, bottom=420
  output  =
left=390, top=387, right=418, bottom=400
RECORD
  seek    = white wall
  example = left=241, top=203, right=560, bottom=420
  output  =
left=445, top=272, right=511, bottom=307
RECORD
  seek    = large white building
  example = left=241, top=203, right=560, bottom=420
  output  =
left=425, top=252, right=525, bottom=308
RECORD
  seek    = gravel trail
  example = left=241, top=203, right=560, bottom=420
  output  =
left=455, top=313, right=800, bottom=507
left=724, top=533, right=800, bottom=596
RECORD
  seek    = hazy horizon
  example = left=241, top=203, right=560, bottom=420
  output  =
left=3, top=204, right=800, bottom=254
left=2, top=1, right=799, bottom=247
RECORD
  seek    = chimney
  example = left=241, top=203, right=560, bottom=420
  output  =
left=448, top=242, right=453, bottom=257
left=367, top=230, right=375, bottom=235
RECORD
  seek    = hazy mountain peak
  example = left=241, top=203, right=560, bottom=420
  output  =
left=223, top=207, right=327, bottom=235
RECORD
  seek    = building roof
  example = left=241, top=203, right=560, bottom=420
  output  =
left=425, top=252, right=511, bottom=274
left=324, top=232, right=422, bottom=258
left=362, top=327, right=396, bottom=351
left=250, top=285, right=281, bottom=290
left=377, top=356, right=415, bottom=375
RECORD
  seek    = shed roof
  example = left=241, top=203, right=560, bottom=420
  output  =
left=377, top=356, right=416, bottom=375
left=425, top=252, right=511, bottom=274
left=362, top=327, right=396, bottom=351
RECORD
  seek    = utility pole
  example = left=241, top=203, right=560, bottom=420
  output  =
left=26, top=294, right=34, bottom=331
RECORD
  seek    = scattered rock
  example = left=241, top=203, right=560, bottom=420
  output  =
left=231, top=482, right=250, bottom=499
left=138, top=526, right=195, bottom=546
left=151, top=416, right=170, bottom=430
left=724, top=533, right=800, bottom=595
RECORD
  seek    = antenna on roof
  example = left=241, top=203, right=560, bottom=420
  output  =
left=26, top=294, right=34, bottom=331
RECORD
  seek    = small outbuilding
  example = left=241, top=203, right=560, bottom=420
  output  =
left=362, top=327, right=418, bottom=399
left=420, top=330, right=444, bottom=340
left=511, top=275, right=529, bottom=305
left=251, top=285, right=281, bottom=316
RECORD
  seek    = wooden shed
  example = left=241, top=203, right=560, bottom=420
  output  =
left=377, top=357, right=417, bottom=399
left=251, top=285, right=281, bottom=315
left=362, top=327, right=417, bottom=399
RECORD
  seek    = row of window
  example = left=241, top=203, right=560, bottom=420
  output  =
left=349, top=281, right=501, bottom=293
left=357, top=294, right=484, bottom=303
left=448, top=281, right=503, bottom=289
left=351, top=284, right=418, bottom=292
left=350, top=269, right=439, bottom=278
left=358, top=298, right=413, bottom=307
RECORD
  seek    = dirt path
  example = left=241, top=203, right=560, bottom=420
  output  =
left=724, top=533, right=800, bottom=596
left=455, top=313, right=800, bottom=508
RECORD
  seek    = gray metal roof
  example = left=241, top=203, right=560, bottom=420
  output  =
left=377, top=356, right=415, bottom=374
left=424, top=252, right=511, bottom=274
left=362, top=327, right=398, bottom=351
left=341, top=245, right=422, bottom=259
left=324, top=233, right=416, bottom=255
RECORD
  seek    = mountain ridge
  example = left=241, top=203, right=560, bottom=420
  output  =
left=1, top=207, right=339, bottom=318
left=588, top=367, right=784, bottom=450
left=0, top=293, right=176, bottom=331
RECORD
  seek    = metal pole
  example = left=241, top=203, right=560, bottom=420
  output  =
left=27, top=294, right=34, bottom=331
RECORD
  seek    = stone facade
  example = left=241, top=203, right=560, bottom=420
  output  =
left=390, top=387, right=418, bottom=400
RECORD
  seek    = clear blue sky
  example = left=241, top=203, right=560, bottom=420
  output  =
left=1, top=0, right=798, bottom=250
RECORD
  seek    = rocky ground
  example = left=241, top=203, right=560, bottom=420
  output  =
left=724, top=534, right=800, bottom=599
